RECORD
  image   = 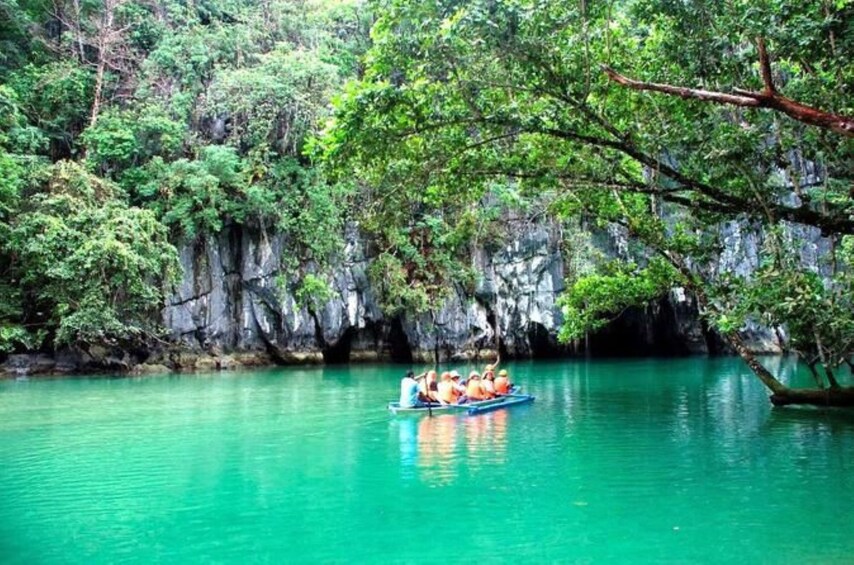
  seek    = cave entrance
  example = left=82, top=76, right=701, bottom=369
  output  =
left=584, top=306, right=652, bottom=356
left=527, top=322, right=562, bottom=358
left=323, top=327, right=353, bottom=364
left=585, top=299, right=694, bottom=357
left=387, top=318, right=413, bottom=363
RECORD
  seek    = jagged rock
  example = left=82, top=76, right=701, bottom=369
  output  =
left=1, top=354, right=57, bottom=376
left=160, top=220, right=786, bottom=367
left=3, top=212, right=826, bottom=377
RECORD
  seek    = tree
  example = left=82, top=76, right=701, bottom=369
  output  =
left=2, top=161, right=179, bottom=351
left=321, top=0, right=854, bottom=406
left=46, top=0, right=148, bottom=127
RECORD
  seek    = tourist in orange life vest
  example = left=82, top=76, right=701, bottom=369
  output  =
left=494, top=369, right=512, bottom=394
left=420, top=370, right=440, bottom=403
left=465, top=371, right=488, bottom=401
left=450, top=371, right=467, bottom=402
left=481, top=370, right=497, bottom=399
left=437, top=372, right=457, bottom=404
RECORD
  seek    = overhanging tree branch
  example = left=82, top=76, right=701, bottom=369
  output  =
left=516, top=123, right=854, bottom=234
left=601, top=38, right=854, bottom=137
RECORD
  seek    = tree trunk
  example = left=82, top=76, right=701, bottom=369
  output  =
left=770, top=387, right=854, bottom=407
left=722, top=330, right=789, bottom=395
left=90, top=57, right=104, bottom=128
left=806, top=361, right=825, bottom=388
left=662, top=250, right=790, bottom=396
left=824, top=366, right=841, bottom=389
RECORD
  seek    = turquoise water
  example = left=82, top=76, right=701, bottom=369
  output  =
left=1, top=358, right=853, bottom=563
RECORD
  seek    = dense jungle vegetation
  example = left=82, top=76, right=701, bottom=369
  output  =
left=1, top=0, right=853, bottom=405
left=0, top=0, right=370, bottom=351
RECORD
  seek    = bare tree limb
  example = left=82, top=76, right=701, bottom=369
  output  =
left=601, top=39, right=854, bottom=137
left=602, top=65, right=761, bottom=106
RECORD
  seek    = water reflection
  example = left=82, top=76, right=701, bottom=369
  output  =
left=398, top=418, right=418, bottom=480
left=464, top=409, right=508, bottom=467
left=396, top=411, right=511, bottom=485
left=417, top=415, right=458, bottom=485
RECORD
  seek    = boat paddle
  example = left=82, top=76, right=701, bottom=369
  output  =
left=429, top=310, right=440, bottom=418
left=424, top=372, right=432, bottom=417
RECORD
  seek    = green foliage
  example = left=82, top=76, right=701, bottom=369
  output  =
left=137, top=146, right=244, bottom=238
left=557, top=259, right=679, bottom=341
left=294, top=273, right=334, bottom=311
left=361, top=210, right=482, bottom=316
left=0, top=323, right=42, bottom=354
left=368, top=252, right=430, bottom=315
left=0, top=0, right=372, bottom=354
left=6, top=61, right=94, bottom=152
left=322, top=0, right=854, bottom=392
left=2, top=161, right=179, bottom=350
left=0, top=84, right=47, bottom=154
left=711, top=232, right=854, bottom=375
left=256, top=157, right=350, bottom=263
left=82, top=105, right=185, bottom=178
left=3, top=0, right=850, bottom=387
left=203, top=47, right=340, bottom=153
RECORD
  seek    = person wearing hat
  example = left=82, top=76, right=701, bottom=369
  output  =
left=399, top=370, right=426, bottom=408
left=450, top=371, right=467, bottom=402
left=420, top=369, right=441, bottom=403
left=482, top=353, right=500, bottom=377
left=494, top=369, right=512, bottom=395
left=481, top=370, right=497, bottom=399
left=465, top=371, right=489, bottom=401
left=437, top=372, right=456, bottom=405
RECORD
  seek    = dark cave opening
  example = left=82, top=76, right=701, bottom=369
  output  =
left=323, top=328, right=353, bottom=364
left=387, top=318, right=413, bottom=363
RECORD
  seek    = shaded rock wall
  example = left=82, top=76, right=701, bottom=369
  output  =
left=5, top=214, right=828, bottom=376
left=159, top=221, right=737, bottom=368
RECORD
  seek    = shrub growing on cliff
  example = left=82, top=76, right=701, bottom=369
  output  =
left=2, top=162, right=179, bottom=350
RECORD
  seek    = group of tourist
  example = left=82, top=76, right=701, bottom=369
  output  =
left=398, top=359, right=514, bottom=408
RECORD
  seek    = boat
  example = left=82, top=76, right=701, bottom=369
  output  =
left=387, top=390, right=535, bottom=415
left=465, top=394, right=534, bottom=414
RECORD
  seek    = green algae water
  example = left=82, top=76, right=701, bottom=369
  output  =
left=2, top=358, right=854, bottom=564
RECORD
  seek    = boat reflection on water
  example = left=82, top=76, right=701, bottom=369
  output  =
left=465, top=408, right=508, bottom=468
left=397, top=410, right=510, bottom=485
left=416, top=414, right=458, bottom=485
left=397, top=417, right=419, bottom=480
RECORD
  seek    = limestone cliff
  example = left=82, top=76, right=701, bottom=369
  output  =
left=3, top=216, right=829, bottom=376
left=157, top=219, right=782, bottom=370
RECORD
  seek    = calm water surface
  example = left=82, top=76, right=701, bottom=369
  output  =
left=2, top=358, right=853, bottom=563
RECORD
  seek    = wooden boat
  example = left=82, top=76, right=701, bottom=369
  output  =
left=388, top=391, right=535, bottom=415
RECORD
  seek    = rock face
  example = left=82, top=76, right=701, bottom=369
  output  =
left=3, top=214, right=827, bottom=376
left=160, top=222, right=576, bottom=365
left=157, top=219, right=761, bottom=368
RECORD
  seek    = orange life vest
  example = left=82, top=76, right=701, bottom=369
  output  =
left=437, top=381, right=456, bottom=404
left=466, top=379, right=486, bottom=400
left=494, top=376, right=510, bottom=394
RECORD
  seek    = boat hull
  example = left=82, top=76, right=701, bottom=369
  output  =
left=388, top=392, right=534, bottom=415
